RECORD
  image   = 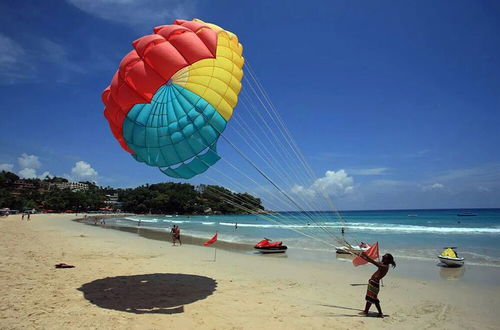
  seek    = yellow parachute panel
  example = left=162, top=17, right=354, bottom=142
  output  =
left=172, top=20, right=244, bottom=121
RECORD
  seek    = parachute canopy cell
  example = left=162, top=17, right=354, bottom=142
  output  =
left=102, top=19, right=244, bottom=179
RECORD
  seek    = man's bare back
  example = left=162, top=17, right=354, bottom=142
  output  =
left=371, top=263, right=389, bottom=280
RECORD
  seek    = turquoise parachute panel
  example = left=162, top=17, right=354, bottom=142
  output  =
left=160, top=146, right=221, bottom=179
left=123, top=83, right=227, bottom=178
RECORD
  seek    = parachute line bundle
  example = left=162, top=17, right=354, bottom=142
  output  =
left=102, top=19, right=353, bottom=250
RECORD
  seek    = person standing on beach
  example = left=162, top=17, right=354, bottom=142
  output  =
left=171, top=225, right=178, bottom=246
left=175, top=225, right=182, bottom=246
left=27, top=213, right=30, bottom=221
left=359, top=252, right=396, bottom=318
left=22, top=213, right=25, bottom=220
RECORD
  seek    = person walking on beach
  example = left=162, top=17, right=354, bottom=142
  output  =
left=27, top=213, right=30, bottom=221
left=175, top=225, right=181, bottom=246
left=359, top=252, right=396, bottom=318
left=171, top=225, right=176, bottom=245
left=171, top=225, right=181, bottom=246
left=22, top=213, right=25, bottom=220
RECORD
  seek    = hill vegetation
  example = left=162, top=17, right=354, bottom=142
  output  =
left=0, top=171, right=264, bottom=215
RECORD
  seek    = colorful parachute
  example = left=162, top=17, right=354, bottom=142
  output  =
left=102, top=19, right=244, bottom=179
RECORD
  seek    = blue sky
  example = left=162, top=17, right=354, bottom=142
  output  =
left=0, top=0, right=499, bottom=210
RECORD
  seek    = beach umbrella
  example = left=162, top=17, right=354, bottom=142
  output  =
left=102, top=19, right=244, bottom=179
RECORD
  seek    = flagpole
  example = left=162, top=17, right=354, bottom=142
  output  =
left=213, top=231, right=218, bottom=262
left=377, top=242, right=384, bottom=287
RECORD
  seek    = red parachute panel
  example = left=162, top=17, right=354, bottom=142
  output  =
left=102, top=20, right=218, bottom=154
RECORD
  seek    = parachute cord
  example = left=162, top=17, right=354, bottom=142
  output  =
left=202, top=185, right=337, bottom=247
left=243, top=62, right=351, bottom=241
left=240, top=81, right=338, bottom=226
left=202, top=183, right=313, bottom=232
left=236, top=93, right=339, bottom=237
left=216, top=132, right=338, bottom=240
left=186, top=97, right=339, bottom=241
left=230, top=102, right=333, bottom=223
left=237, top=93, right=334, bottom=223
left=203, top=163, right=332, bottom=238
left=244, top=63, right=347, bottom=224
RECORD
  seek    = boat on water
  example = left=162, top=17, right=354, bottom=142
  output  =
left=335, top=242, right=370, bottom=254
left=457, top=212, right=476, bottom=216
left=438, top=247, right=464, bottom=267
left=407, top=214, right=418, bottom=217
left=254, top=238, right=287, bottom=254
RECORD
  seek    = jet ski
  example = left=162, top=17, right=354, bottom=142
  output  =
left=438, top=247, right=464, bottom=267
left=254, top=238, right=287, bottom=254
left=335, top=242, right=370, bottom=254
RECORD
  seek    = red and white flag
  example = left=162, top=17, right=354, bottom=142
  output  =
left=203, top=233, right=218, bottom=246
left=352, top=242, right=379, bottom=267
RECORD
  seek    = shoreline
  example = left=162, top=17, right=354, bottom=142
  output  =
left=78, top=218, right=256, bottom=251
left=2, top=213, right=499, bottom=329
left=78, top=215, right=500, bottom=287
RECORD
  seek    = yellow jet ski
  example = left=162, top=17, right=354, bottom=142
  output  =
left=438, top=247, right=464, bottom=267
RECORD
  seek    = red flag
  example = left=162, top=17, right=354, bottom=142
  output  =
left=203, top=233, right=218, bottom=246
left=352, top=242, right=379, bottom=267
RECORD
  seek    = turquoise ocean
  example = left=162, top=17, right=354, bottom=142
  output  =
left=101, top=208, right=500, bottom=268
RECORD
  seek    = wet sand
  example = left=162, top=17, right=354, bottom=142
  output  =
left=81, top=216, right=500, bottom=286
left=1, top=214, right=499, bottom=329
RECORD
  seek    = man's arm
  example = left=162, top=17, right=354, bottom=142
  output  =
left=360, top=252, right=383, bottom=267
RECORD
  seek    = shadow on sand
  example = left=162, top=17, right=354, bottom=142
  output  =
left=320, top=304, right=390, bottom=318
left=437, top=263, right=465, bottom=280
left=78, top=273, right=217, bottom=314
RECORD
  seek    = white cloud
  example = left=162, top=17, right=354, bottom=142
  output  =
left=347, top=167, right=389, bottom=175
left=309, top=151, right=353, bottom=161
left=71, top=161, right=98, bottom=180
left=432, top=164, right=500, bottom=183
left=18, top=168, right=37, bottom=179
left=18, top=153, right=41, bottom=170
left=0, top=163, right=14, bottom=172
left=0, top=34, right=24, bottom=66
left=477, top=186, right=491, bottom=192
left=291, top=184, right=316, bottom=198
left=405, top=149, right=431, bottom=158
left=422, top=183, right=444, bottom=191
left=291, top=170, right=354, bottom=198
left=67, top=0, right=196, bottom=31
left=0, top=32, right=86, bottom=85
left=37, top=39, right=86, bottom=83
left=17, top=153, right=43, bottom=178
left=0, top=33, right=36, bottom=84
left=38, top=171, right=52, bottom=179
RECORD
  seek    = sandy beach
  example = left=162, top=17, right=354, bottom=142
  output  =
left=1, top=214, right=499, bottom=329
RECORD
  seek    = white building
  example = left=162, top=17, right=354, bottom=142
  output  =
left=51, top=181, right=89, bottom=191
left=104, top=193, right=122, bottom=206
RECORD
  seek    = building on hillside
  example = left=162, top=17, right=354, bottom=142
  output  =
left=12, top=180, right=36, bottom=190
left=11, top=180, right=40, bottom=195
left=50, top=181, right=89, bottom=191
left=104, top=193, right=122, bottom=206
